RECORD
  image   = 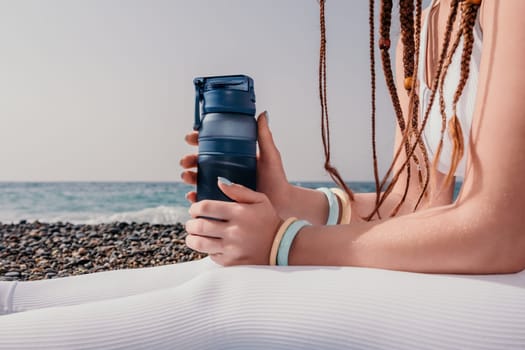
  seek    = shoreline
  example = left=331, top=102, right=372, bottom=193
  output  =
left=0, top=221, right=205, bottom=281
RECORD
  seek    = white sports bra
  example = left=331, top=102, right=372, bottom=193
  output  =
left=419, top=0, right=483, bottom=177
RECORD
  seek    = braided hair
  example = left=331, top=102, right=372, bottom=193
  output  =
left=317, top=0, right=481, bottom=220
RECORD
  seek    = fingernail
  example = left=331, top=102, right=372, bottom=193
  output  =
left=263, top=111, right=270, bottom=125
left=218, top=176, right=233, bottom=186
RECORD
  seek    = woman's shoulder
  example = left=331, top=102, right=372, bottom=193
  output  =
left=478, top=1, right=524, bottom=35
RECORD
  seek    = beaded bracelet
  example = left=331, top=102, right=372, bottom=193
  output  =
left=316, top=187, right=339, bottom=225
left=269, top=217, right=297, bottom=266
left=330, top=187, right=352, bottom=224
left=276, top=219, right=311, bottom=266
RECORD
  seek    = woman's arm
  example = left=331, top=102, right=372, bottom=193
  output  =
left=186, top=1, right=525, bottom=273
left=282, top=186, right=431, bottom=225
left=282, top=8, right=457, bottom=224
left=182, top=38, right=445, bottom=225
left=241, top=15, right=455, bottom=223
left=182, top=124, right=414, bottom=225
left=289, top=198, right=522, bottom=274
left=289, top=0, right=525, bottom=274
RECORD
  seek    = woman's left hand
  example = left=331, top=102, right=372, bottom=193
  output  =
left=185, top=178, right=283, bottom=266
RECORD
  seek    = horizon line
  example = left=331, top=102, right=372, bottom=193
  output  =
left=0, top=180, right=380, bottom=184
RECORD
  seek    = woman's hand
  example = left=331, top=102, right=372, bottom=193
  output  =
left=179, top=130, right=199, bottom=202
left=185, top=178, right=282, bottom=266
left=180, top=111, right=293, bottom=212
left=254, top=111, right=294, bottom=215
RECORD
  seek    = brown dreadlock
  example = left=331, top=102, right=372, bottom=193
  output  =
left=318, top=0, right=355, bottom=200
left=318, top=0, right=481, bottom=221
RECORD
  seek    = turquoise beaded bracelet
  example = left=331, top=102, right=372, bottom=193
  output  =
left=316, top=187, right=339, bottom=225
left=276, top=219, right=311, bottom=266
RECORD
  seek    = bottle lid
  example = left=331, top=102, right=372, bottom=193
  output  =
left=194, top=75, right=256, bottom=130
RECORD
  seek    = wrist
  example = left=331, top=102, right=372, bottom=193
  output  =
left=288, top=185, right=331, bottom=225
left=273, top=184, right=299, bottom=216
left=271, top=183, right=294, bottom=218
left=269, top=217, right=312, bottom=266
left=287, top=224, right=319, bottom=265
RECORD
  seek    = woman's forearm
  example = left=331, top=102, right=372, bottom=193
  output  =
left=288, top=200, right=525, bottom=274
left=282, top=185, right=433, bottom=226
left=278, top=186, right=329, bottom=225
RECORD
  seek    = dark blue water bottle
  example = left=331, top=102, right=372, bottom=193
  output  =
left=193, top=75, right=257, bottom=201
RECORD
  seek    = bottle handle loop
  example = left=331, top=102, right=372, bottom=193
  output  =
left=193, top=78, right=204, bottom=130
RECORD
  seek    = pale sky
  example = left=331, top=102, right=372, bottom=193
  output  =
left=0, top=0, right=430, bottom=182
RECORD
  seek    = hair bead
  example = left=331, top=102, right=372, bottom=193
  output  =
left=404, top=76, right=413, bottom=90
left=465, top=0, right=481, bottom=5
left=318, top=0, right=479, bottom=220
left=379, top=38, right=391, bottom=50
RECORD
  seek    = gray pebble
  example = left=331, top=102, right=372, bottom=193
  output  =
left=5, top=271, right=21, bottom=277
left=0, top=221, right=202, bottom=281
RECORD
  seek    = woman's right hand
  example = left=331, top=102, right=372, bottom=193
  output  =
left=179, top=111, right=293, bottom=213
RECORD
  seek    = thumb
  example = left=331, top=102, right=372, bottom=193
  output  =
left=217, top=177, right=264, bottom=204
left=257, top=111, right=281, bottom=163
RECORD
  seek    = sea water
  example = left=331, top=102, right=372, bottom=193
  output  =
left=0, top=182, right=461, bottom=224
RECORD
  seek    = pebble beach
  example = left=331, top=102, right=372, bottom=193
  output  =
left=0, top=221, right=205, bottom=281
left=0, top=182, right=375, bottom=282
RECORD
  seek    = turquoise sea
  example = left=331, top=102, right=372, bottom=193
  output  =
left=0, top=182, right=461, bottom=224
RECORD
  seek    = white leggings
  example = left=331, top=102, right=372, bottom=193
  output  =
left=1, top=258, right=525, bottom=350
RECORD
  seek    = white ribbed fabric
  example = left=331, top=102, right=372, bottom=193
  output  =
left=1, top=262, right=525, bottom=349
left=0, top=257, right=218, bottom=315
left=1, top=4, right=522, bottom=348
left=0, top=280, right=17, bottom=315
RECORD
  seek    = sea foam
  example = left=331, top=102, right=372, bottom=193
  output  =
left=84, top=206, right=190, bottom=225
left=2, top=206, right=190, bottom=225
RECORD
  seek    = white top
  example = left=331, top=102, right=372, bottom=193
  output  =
left=419, top=1, right=483, bottom=177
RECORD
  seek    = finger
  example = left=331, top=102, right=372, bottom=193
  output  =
left=217, top=177, right=265, bottom=204
left=208, top=253, right=226, bottom=266
left=185, top=218, right=227, bottom=239
left=180, top=154, right=198, bottom=169
left=185, top=131, right=199, bottom=146
left=256, top=111, right=281, bottom=163
left=181, top=170, right=197, bottom=185
left=189, top=199, right=236, bottom=220
left=185, top=234, right=223, bottom=254
left=185, top=191, right=197, bottom=203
